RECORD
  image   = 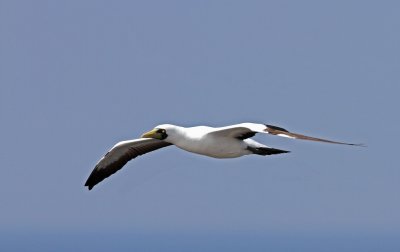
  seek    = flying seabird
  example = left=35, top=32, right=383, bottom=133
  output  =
left=85, top=123, right=362, bottom=190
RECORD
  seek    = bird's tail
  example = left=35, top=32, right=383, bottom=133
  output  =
left=247, top=146, right=290, bottom=156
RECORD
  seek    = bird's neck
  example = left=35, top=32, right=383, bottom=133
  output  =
left=164, top=126, right=187, bottom=145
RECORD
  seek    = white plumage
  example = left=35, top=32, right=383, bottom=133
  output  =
left=85, top=123, right=361, bottom=190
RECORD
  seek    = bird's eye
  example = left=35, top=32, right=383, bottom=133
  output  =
left=157, top=129, right=166, bottom=134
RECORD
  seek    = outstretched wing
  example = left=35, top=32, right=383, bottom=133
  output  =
left=85, top=138, right=172, bottom=190
left=264, top=124, right=364, bottom=146
left=208, top=123, right=362, bottom=146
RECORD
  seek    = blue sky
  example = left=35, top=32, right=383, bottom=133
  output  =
left=1, top=0, right=399, bottom=251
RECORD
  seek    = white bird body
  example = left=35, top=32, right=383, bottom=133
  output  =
left=157, top=124, right=253, bottom=158
left=85, top=122, right=362, bottom=190
left=175, top=133, right=250, bottom=158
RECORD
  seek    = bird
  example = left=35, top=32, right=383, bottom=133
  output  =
left=84, top=123, right=362, bottom=190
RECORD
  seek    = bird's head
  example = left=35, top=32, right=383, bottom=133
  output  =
left=141, top=124, right=177, bottom=140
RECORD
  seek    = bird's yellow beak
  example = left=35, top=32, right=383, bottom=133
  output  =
left=141, top=128, right=160, bottom=139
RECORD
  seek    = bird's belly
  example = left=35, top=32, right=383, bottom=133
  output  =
left=175, top=137, right=248, bottom=159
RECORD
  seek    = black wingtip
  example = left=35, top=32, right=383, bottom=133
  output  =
left=84, top=165, right=112, bottom=191
left=84, top=181, right=93, bottom=190
left=353, top=143, right=367, bottom=147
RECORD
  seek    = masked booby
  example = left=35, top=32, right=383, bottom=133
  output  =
left=85, top=123, right=362, bottom=190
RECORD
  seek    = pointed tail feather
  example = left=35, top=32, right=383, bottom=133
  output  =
left=247, top=146, right=290, bottom=156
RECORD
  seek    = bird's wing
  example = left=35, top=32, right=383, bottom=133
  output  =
left=263, top=124, right=363, bottom=146
left=85, top=138, right=172, bottom=190
left=208, top=123, right=362, bottom=146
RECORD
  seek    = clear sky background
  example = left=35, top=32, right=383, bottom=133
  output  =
left=1, top=0, right=399, bottom=251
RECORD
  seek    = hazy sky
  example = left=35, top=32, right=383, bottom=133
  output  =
left=1, top=0, right=399, bottom=251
